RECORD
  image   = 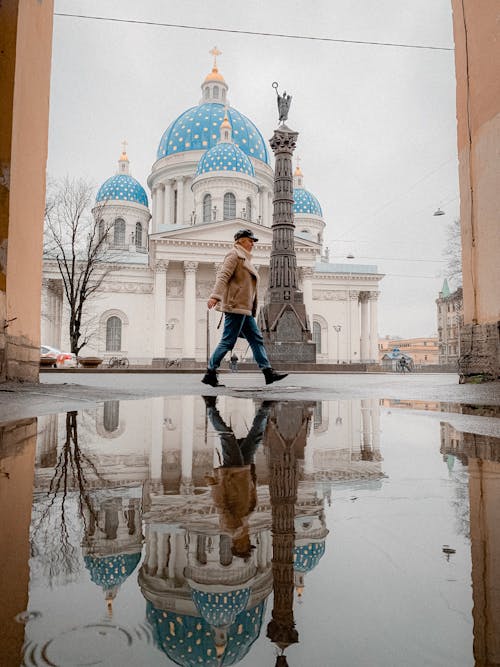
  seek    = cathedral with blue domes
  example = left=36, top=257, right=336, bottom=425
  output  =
left=41, top=50, right=382, bottom=364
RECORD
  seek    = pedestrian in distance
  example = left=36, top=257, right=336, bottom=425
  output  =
left=202, top=228, right=288, bottom=388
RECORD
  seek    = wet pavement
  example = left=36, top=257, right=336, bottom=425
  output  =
left=1, top=390, right=499, bottom=666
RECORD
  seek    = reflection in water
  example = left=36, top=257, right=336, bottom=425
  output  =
left=2, top=396, right=496, bottom=666
left=441, top=422, right=500, bottom=666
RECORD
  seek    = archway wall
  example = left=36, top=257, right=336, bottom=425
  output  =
left=451, top=0, right=500, bottom=379
left=0, top=1, right=54, bottom=380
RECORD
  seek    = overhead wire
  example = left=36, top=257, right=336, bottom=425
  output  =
left=53, top=13, right=455, bottom=52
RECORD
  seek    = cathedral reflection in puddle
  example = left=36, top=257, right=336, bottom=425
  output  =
left=1, top=396, right=498, bottom=666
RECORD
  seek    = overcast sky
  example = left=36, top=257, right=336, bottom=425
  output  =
left=48, top=0, right=460, bottom=338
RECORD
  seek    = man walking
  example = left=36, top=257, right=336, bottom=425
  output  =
left=202, top=229, right=287, bottom=387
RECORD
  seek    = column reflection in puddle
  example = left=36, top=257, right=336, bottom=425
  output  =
left=440, top=417, right=500, bottom=667
left=9, top=396, right=498, bottom=666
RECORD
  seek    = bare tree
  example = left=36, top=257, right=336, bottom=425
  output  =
left=44, top=177, right=119, bottom=355
left=443, top=218, right=462, bottom=286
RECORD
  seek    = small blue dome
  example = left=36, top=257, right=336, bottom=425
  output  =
left=196, top=143, right=255, bottom=177
left=146, top=599, right=266, bottom=667
left=157, top=103, right=270, bottom=165
left=293, top=187, right=322, bottom=216
left=192, top=588, right=251, bottom=627
left=293, top=542, right=326, bottom=573
left=96, top=174, right=148, bottom=207
left=84, top=552, right=141, bottom=591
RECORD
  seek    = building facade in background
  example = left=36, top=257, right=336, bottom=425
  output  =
left=378, top=336, right=439, bottom=366
left=41, top=58, right=383, bottom=365
left=436, top=279, right=463, bottom=366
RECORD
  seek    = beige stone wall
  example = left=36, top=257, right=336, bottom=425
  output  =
left=451, top=0, right=500, bottom=325
left=0, top=1, right=54, bottom=381
left=468, top=455, right=500, bottom=665
left=0, top=418, right=37, bottom=665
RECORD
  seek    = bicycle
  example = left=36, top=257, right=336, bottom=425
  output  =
left=107, top=356, right=130, bottom=368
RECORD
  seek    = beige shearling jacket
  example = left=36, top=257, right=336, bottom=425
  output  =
left=210, top=243, right=259, bottom=316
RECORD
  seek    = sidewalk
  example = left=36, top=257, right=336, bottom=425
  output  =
left=1, top=371, right=499, bottom=422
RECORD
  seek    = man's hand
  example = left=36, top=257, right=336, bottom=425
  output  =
left=207, top=297, right=219, bottom=309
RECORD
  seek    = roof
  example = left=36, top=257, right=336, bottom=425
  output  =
left=314, top=261, right=379, bottom=274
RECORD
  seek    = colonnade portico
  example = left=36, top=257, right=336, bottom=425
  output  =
left=151, top=173, right=275, bottom=232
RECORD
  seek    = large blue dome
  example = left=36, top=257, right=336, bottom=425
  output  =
left=293, top=187, right=322, bottom=216
left=293, top=542, right=326, bottom=573
left=146, top=599, right=266, bottom=667
left=84, top=552, right=141, bottom=591
left=96, top=174, right=148, bottom=207
left=196, top=143, right=255, bottom=177
left=157, top=103, right=270, bottom=165
left=191, top=588, right=251, bottom=627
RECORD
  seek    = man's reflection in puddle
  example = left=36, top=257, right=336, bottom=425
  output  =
left=203, top=395, right=270, bottom=560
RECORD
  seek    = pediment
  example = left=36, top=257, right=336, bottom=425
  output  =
left=150, top=219, right=319, bottom=249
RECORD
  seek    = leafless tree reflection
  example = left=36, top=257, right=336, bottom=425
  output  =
left=31, top=411, right=108, bottom=585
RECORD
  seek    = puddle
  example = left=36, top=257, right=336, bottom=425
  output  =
left=0, top=397, right=499, bottom=666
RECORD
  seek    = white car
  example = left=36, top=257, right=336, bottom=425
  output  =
left=40, top=345, right=77, bottom=368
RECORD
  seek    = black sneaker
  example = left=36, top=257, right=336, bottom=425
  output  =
left=201, top=369, right=225, bottom=387
left=262, top=367, right=288, bottom=385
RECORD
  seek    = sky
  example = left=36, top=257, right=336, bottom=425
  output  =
left=48, top=0, right=461, bottom=338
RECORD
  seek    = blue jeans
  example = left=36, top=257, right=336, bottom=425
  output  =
left=208, top=313, right=270, bottom=370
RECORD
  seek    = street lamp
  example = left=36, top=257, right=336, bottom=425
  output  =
left=333, top=325, right=342, bottom=364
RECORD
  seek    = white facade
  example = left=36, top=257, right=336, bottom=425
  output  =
left=41, top=58, right=382, bottom=364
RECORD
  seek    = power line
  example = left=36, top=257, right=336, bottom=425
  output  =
left=53, top=13, right=455, bottom=52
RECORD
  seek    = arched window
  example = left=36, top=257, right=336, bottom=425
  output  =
left=106, top=316, right=122, bottom=351
left=203, top=194, right=212, bottom=223
left=223, top=192, right=236, bottom=220
left=98, top=219, right=105, bottom=241
left=246, top=197, right=252, bottom=221
left=213, top=86, right=219, bottom=98
left=204, top=87, right=209, bottom=99
left=313, top=321, right=322, bottom=353
left=103, top=401, right=119, bottom=433
left=113, top=218, right=125, bottom=246
left=135, top=222, right=142, bottom=247
left=221, top=89, right=226, bottom=101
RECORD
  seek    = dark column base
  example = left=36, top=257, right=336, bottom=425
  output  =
left=459, top=322, right=500, bottom=382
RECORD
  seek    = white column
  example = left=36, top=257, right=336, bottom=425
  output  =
left=150, top=397, right=164, bottom=482
left=360, top=293, right=370, bottom=362
left=164, top=179, right=172, bottom=227
left=183, top=261, right=198, bottom=359
left=156, top=185, right=165, bottom=232
left=370, top=398, right=380, bottom=452
left=349, top=291, right=361, bottom=362
left=177, top=177, right=185, bottom=226
left=153, top=261, right=168, bottom=358
left=369, top=293, right=379, bottom=362
left=301, top=267, right=314, bottom=331
left=168, top=533, right=176, bottom=580
left=361, top=398, right=371, bottom=450
left=151, top=187, right=158, bottom=232
left=181, top=395, right=195, bottom=493
left=262, top=187, right=269, bottom=225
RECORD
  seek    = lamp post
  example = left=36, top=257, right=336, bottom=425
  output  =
left=333, top=325, right=342, bottom=364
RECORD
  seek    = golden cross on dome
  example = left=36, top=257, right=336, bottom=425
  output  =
left=209, top=46, right=222, bottom=68
left=296, top=156, right=301, bottom=169
left=121, top=139, right=128, bottom=154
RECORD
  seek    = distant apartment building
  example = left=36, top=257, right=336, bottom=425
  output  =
left=378, top=336, right=439, bottom=366
left=436, top=279, right=463, bottom=365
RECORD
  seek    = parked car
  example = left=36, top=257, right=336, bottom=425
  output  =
left=40, top=345, right=77, bottom=368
